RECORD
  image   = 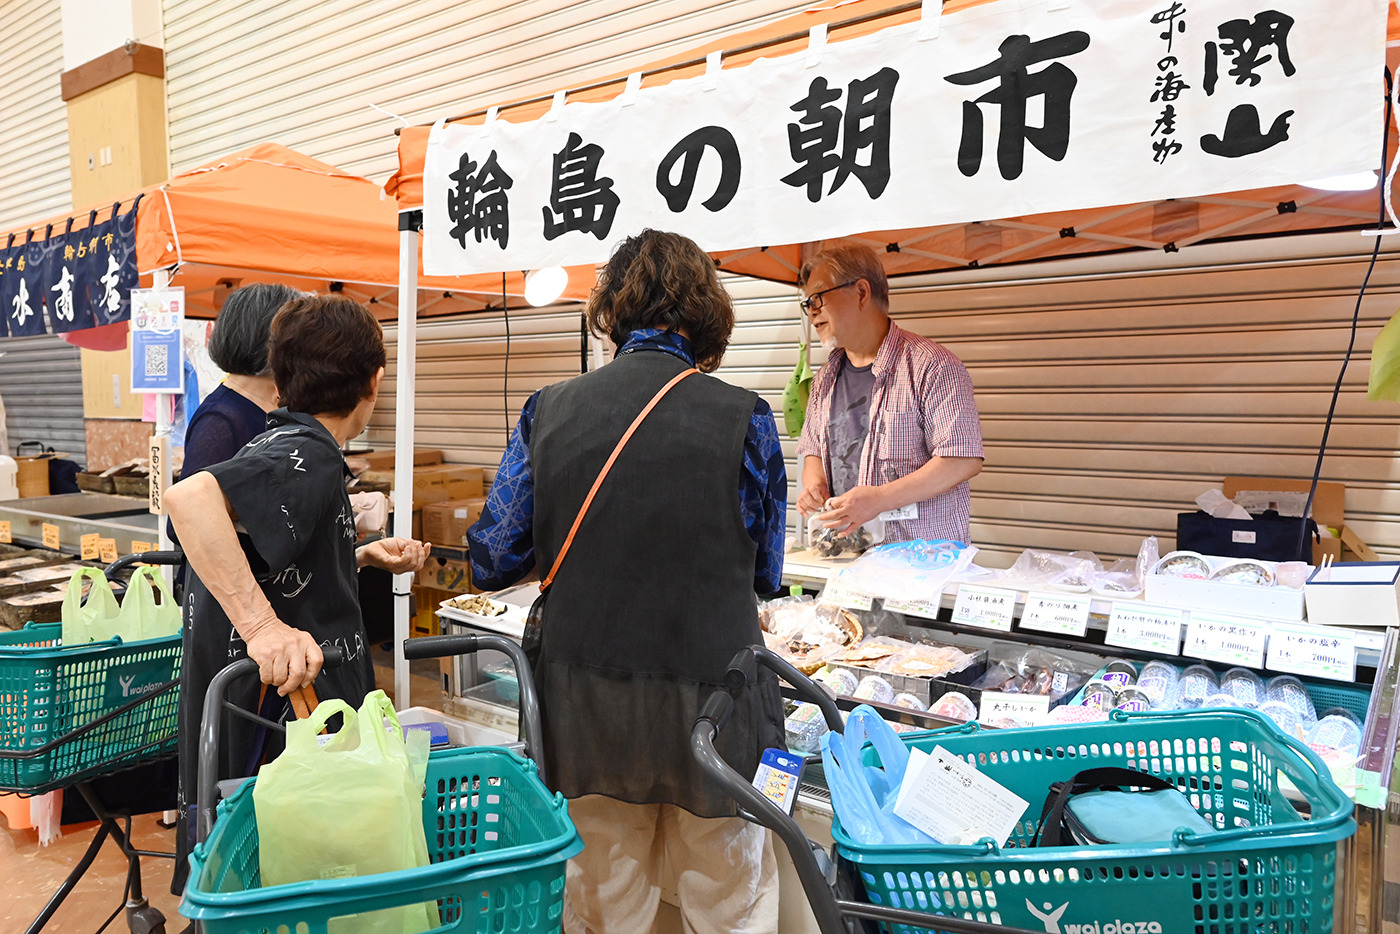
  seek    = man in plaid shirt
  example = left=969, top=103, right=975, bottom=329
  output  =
left=795, top=242, right=983, bottom=544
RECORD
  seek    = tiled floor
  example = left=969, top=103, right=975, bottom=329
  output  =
left=0, top=647, right=440, bottom=934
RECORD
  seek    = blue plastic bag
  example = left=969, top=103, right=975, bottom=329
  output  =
left=820, top=705, right=937, bottom=845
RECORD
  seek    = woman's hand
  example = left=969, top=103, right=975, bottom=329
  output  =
left=358, top=536, right=432, bottom=573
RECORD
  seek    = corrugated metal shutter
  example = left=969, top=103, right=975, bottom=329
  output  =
left=0, top=0, right=70, bottom=231
left=0, top=334, right=87, bottom=463
left=162, top=0, right=814, bottom=179
left=376, top=232, right=1400, bottom=568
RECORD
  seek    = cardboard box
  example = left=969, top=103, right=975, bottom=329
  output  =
left=422, top=497, right=486, bottom=547
left=361, top=465, right=485, bottom=510
left=1220, top=476, right=1376, bottom=565
left=412, top=585, right=455, bottom=637
left=1304, top=562, right=1400, bottom=628
left=418, top=556, right=476, bottom=593
left=349, top=449, right=443, bottom=471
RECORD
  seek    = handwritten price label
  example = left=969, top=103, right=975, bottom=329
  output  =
left=0, top=521, right=11, bottom=544
left=130, top=541, right=152, bottom=554
left=978, top=692, right=1053, bottom=725
left=41, top=523, right=60, bottom=551
left=1020, top=592, right=1091, bottom=637
left=1266, top=624, right=1355, bottom=682
left=951, top=585, right=1016, bottom=632
left=1106, top=602, right=1183, bottom=655
left=80, top=533, right=100, bottom=560
left=98, top=539, right=118, bottom=564
left=1185, top=612, right=1267, bottom=668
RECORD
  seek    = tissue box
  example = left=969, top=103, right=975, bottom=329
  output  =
left=1303, top=562, right=1400, bottom=628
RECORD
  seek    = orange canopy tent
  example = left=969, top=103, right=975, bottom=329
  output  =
left=386, top=0, right=1400, bottom=283
left=0, top=142, right=588, bottom=331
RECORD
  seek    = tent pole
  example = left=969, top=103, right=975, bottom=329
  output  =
left=392, top=212, right=421, bottom=708
left=153, top=268, right=174, bottom=589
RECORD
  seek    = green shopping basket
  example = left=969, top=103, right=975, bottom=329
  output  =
left=182, top=745, right=583, bottom=934
left=0, top=621, right=181, bottom=791
left=838, top=708, right=1356, bottom=934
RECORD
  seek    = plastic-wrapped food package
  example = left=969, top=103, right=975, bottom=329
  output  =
left=876, top=642, right=979, bottom=679
left=1177, top=665, right=1219, bottom=709
left=971, top=644, right=1092, bottom=698
left=1220, top=667, right=1267, bottom=708
left=830, top=636, right=916, bottom=669
left=1266, top=675, right=1318, bottom=722
left=784, top=703, right=830, bottom=755
left=893, top=692, right=928, bottom=711
left=1257, top=700, right=1305, bottom=738
left=1003, top=548, right=1102, bottom=592
left=822, top=540, right=976, bottom=607
left=806, top=510, right=884, bottom=558
left=815, top=667, right=859, bottom=697
left=1046, top=704, right=1110, bottom=725
left=853, top=675, right=895, bottom=705
left=759, top=599, right=862, bottom=673
left=928, top=691, right=977, bottom=721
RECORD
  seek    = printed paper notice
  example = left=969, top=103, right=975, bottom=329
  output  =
left=1185, top=612, right=1267, bottom=668
left=1106, top=602, right=1183, bottom=655
left=1020, top=591, right=1091, bottom=637
left=1267, top=624, right=1356, bottom=682
left=951, top=585, right=1016, bottom=632
left=893, top=746, right=1029, bottom=847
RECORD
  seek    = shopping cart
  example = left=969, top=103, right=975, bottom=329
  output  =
left=694, top=644, right=1357, bottom=934
left=181, top=632, right=581, bottom=934
left=0, top=550, right=185, bottom=934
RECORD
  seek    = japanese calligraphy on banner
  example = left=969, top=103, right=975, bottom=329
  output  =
left=423, top=0, right=1387, bottom=275
left=0, top=201, right=138, bottom=338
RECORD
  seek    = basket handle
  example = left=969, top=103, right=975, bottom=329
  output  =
left=1105, top=708, right=1357, bottom=844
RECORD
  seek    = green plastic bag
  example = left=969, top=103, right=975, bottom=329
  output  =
left=117, top=566, right=181, bottom=641
left=254, top=691, right=437, bottom=934
left=59, top=568, right=122, bottom=645
left=1368, top=307, right=1400, bottom=400
left=782, top=341, right=814, bottom=439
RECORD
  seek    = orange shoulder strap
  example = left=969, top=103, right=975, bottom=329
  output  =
left=540, top=367, right=697, bottom=591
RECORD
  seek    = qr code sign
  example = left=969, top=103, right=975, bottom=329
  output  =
left=145, top=343, right=168, bottom=377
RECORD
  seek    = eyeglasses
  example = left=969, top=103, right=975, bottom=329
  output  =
left=799, top=280, right=857, bottom=315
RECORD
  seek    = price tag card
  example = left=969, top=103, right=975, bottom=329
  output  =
left=950, top=585, right=1016, bottom=632
left=893, top=746, right=1029, bottom=846
left=41, top=523, right=60, bottom=551
left=98, top=539, right=118, bottom=564
left=1267, top=624, right=1356, bottom=682
left=130, top=540, right=152, bottom=554
left=751, top=747, right=805, bottom=815
left=1019, top=591, right=1091, bottom=637
left=80, top=533, right=100, bottom=560
left=1106, top=602, right=1183, bottom=655
left=978, top=691, right=1052, bottom=725
left=0, top=521, right=11, bottom=544
left=882, top=597, right=941, bottom=619
left=1185, top=611, right=1267, bottom=668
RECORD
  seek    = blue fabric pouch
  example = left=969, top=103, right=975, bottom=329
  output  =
left=1034, top=766, right=1217, bottom=847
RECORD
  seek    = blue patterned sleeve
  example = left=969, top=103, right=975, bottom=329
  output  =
left=741, top=398, right=788, bottom=595
left=467, top=392, right=540, bottom=591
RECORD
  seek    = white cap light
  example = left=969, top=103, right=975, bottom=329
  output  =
left=524, top=266, right=569, bottom=306
left=1300, top=170, right=1379, bottom=192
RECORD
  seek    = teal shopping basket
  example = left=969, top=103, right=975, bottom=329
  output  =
left=837, top=708, right=1355, bottom=934
left=182, top=745, right=583, bottom=934
left=0, top=621, right=181, bottom=791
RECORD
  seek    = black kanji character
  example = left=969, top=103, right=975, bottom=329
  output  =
left=542, top=132, right=619, bottom=241
left=1150, top=3, right=1187, bottom=53
left=446, top=151, right=514, bottom=249
left=1204, top=10, right=1295, bottom=96
left=944, top=31, right=1091, bottom=180
left=1152, top=71, right=1191, bottom=103
left=1200, top=103, right=1293, bottom=157
left=781, top=68, right=899, bottom=202
left=656, top=126, right=742, bottom=212
left=1152, top=137, right=1183, bottom=163
left=1153, top=104, right=1178, bottom=136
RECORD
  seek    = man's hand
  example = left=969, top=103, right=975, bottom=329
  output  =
left=358, top=536, right=431, bottom=573
left=241, top=612, right=324, bottom=695
left=820, top=485, right=890, bottom=536
left=797, top=456, right=830, bottom=516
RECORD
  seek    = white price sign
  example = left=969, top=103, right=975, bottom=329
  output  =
left=1185, top=612, right=1267, bottom=668
left=882, top=597, right=941, bottom=619
left=1106, top=602, right=1183, bottom=655
left=978, top=692, right=1053, bottom=725
left=1019, top=592, right=1091, bottom=637
left=1266, top=624, right=1356, bottom=682
left=951, top=585, right=1016, bottom=632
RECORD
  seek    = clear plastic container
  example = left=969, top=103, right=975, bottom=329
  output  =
left=1177, top=665, right=1220, bottom=709
left=1266, top=675, right=1318, bottom=722
left=1220, top=667, right=1266, bottom=708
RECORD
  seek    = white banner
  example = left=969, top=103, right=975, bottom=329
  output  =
left=424, top=0, right=1387, bottom=275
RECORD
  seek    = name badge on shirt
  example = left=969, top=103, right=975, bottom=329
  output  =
left=879, top=503, right=918, bottom=521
